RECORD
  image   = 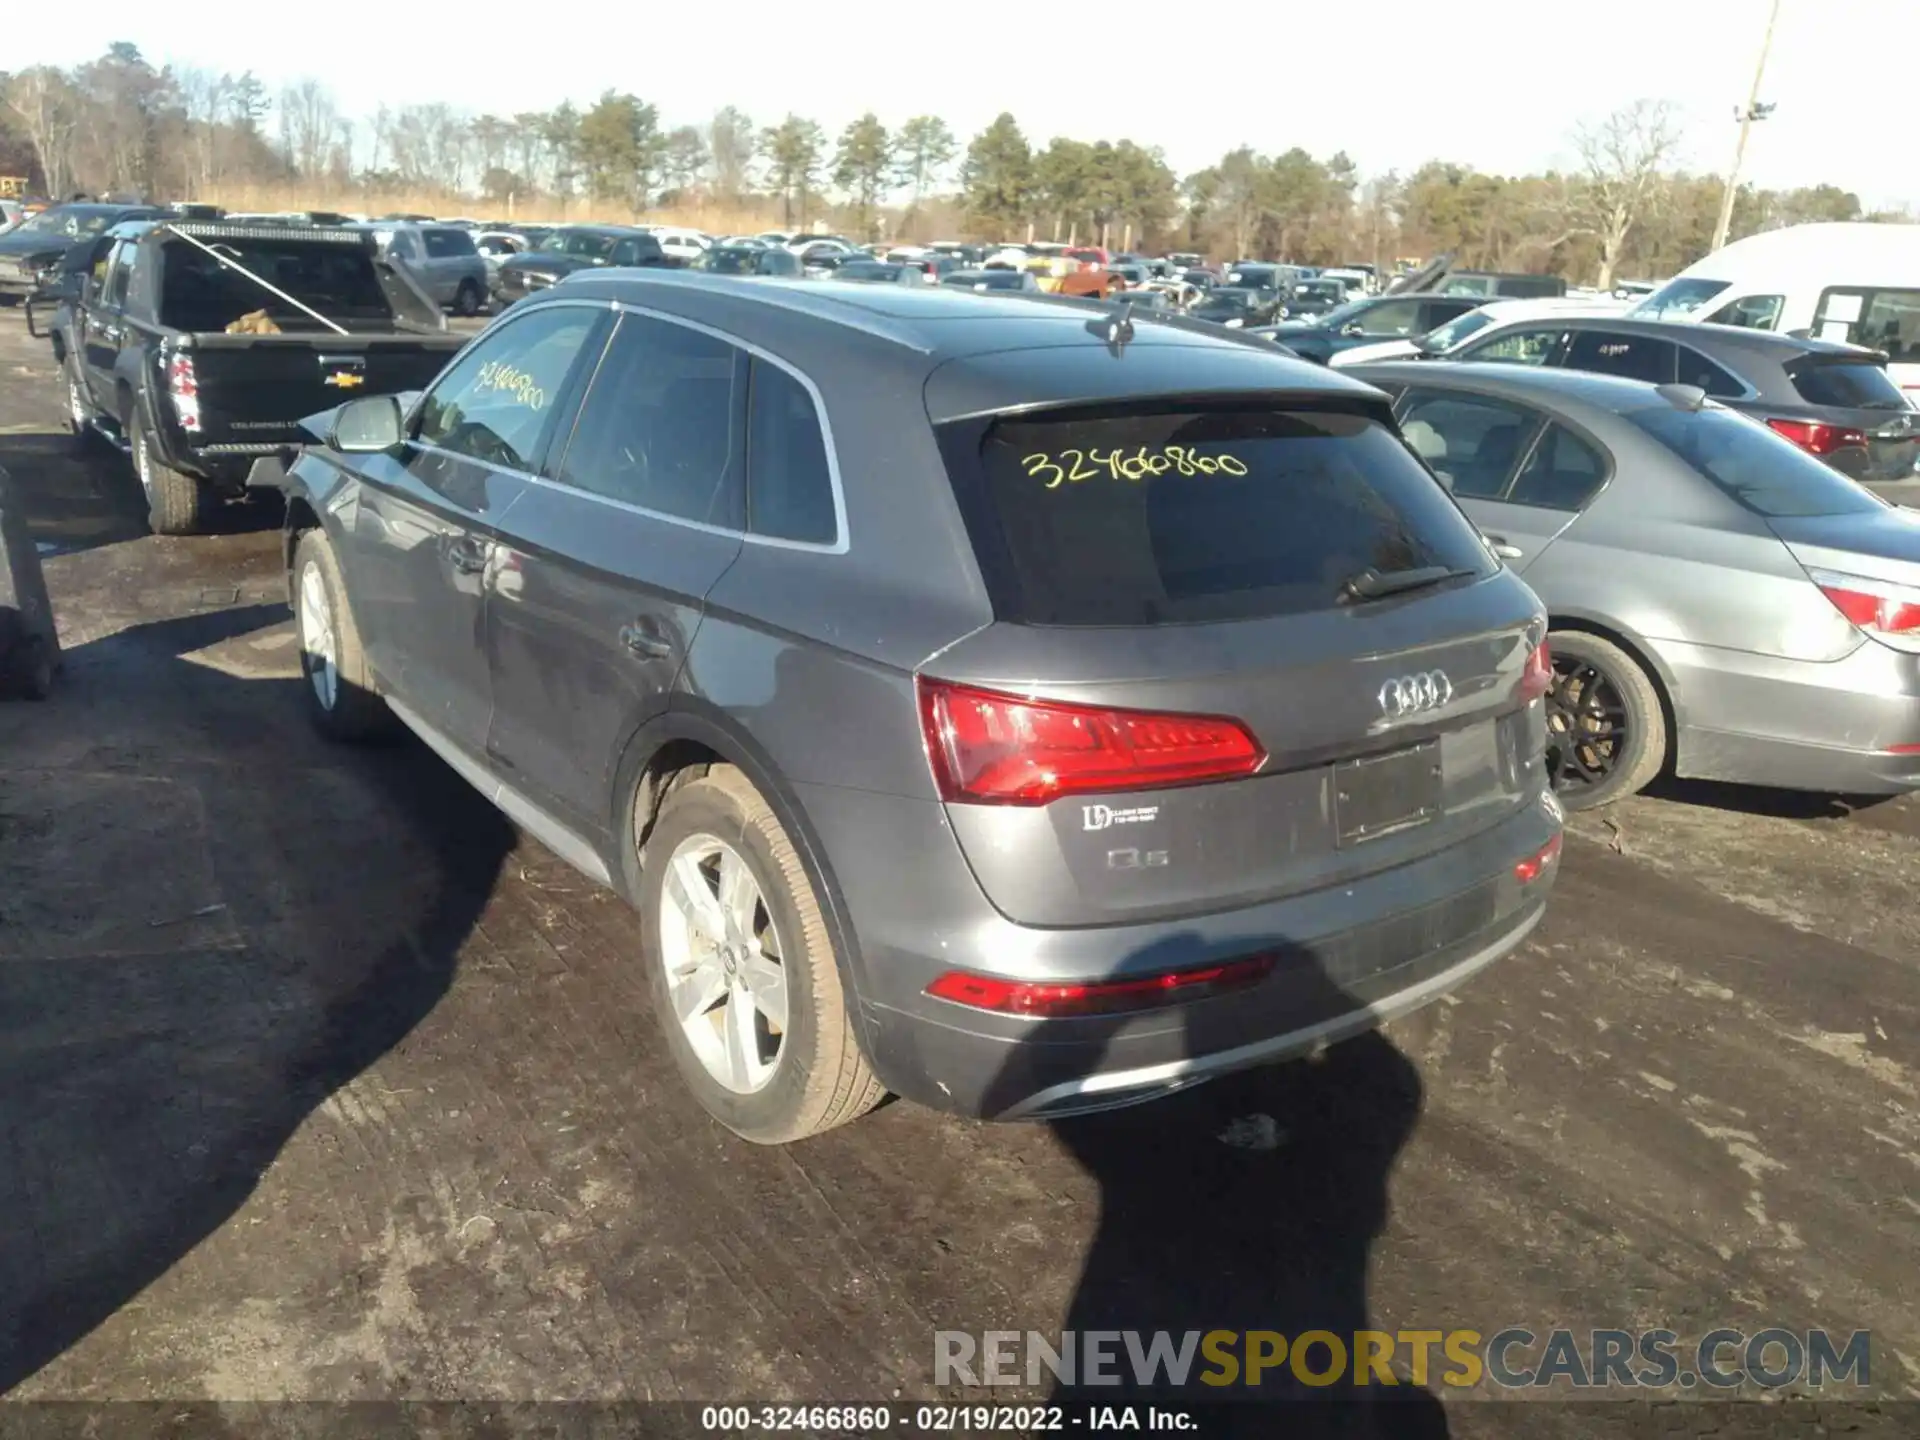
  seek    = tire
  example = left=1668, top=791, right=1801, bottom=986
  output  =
left=1543, top=630, right=1668, bottom=810
left=291, top=527, right=394, bottom=741
left=453, top=280, right=482, bottom=317
left=131, top=409, right=205, bottom=535
left=639, top=765, right=883, bottom=1143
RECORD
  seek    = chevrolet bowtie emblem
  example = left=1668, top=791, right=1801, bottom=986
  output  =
left=324, top=372, right=365, bottom=389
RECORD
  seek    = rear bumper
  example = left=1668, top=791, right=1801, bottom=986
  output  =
left=799, top=780, right=1561, bottom=1120
left=1664, top=634, right=1920, bottom=794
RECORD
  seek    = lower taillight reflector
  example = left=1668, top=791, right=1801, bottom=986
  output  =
left=926, top=954, right=1276, bottom=1018
left=1515, top=832, right=1562, bottom=884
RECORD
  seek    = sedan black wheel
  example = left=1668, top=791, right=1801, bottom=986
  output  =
left=1542, top=630, right=1668, bottom=810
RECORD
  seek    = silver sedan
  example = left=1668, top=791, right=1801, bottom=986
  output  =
left=1352, top=360, right=1920, bottom=807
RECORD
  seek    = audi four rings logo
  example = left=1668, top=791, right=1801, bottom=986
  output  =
left=1378, top=671, right=1453, bottom=718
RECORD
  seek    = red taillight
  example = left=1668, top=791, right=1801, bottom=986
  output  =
left=1766, top=418, right=1868, bottom=456
left=1809, top=568, right=1920, bottom=642
left=917, top=678, right=1265, bottom=806
left=166, top=351, right=201, bottom=433
left=1519, top=640, right=1551, bottom=703
left=1514, top=832, right=1562, bottom=884
left=926, top=954, right=1276, bottom=1018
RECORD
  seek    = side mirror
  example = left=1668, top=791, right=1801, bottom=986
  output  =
left=330, top=394, right=405, bottom=453
left=1341, top=322, right=1365, bottom=337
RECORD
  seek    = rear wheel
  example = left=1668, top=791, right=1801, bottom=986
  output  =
left=132, top=411, right=205, bottom=536
left=639, top=765, right=883, bottom=1143
left=453, top=280, right=482, bottom=317
left=1543, top=630, right=1667, bottom=809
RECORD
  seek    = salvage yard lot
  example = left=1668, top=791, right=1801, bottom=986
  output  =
left=1, top=308, right=1917, bottom=1428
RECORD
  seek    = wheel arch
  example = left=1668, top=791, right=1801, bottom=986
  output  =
left=610, top=699, right=877, bottom=1024
left=1547, top=611, right=1682, bottom=772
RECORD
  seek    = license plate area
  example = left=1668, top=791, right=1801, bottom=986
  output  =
left=1334, top=741, right=1443, bottom=846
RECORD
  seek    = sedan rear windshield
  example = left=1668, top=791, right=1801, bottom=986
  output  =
left=1625, top=404, right=1884, bottom=518
left=1789, top=360, right=1909, bottom=410
left=950, top=404, right=1495, bottom=625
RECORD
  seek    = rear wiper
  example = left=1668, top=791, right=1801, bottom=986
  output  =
left=1340, top=565, right=1478, bottom=603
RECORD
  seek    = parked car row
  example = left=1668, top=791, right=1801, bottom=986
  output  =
left=12, top=207, right=1920, bottom=1150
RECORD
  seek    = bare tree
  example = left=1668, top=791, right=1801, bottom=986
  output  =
left=1566, top=99, right=1683, bottom=290
left=279, top=79, right=338, bottom=181
left=5, top=67, right=80, bottom=198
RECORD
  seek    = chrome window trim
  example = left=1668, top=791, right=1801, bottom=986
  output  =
left=413, top=293, right=852, bottom=555
left=523, top=299, right=850, bottom=554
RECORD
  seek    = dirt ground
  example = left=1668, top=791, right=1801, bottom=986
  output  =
left=1, top=308, right=1917, bottom=1435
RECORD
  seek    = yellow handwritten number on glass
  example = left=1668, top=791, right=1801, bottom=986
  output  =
left=1023, top=453, right=1066, bottom=489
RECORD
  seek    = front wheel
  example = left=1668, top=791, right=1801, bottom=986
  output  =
left=639, top=765, right=883, bottom=1143
left=65, top=364, right=108, bottom=454
left=1544, top=631, right=1668, bottom=809
left=452, top=280, right=482, bottom=317
left=292, top=528, right=395, bottom=741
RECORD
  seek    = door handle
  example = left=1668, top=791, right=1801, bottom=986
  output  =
left=446, top=537, right=489, bottom=575
left=1482, top=533, right=1524, bottom=561
left=620, top=622, right=673, bottom=660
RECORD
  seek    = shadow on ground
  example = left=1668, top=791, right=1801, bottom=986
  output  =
left=0, top=430, right=281, bottom=559
left=982, top=940, right=1453, bottom=1438
left=0, top=601, right=514, bottom=1392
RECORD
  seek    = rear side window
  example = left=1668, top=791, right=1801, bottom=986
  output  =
left=1397, top=390, right=1542, bottom=499
left=1463, top=326, right=1563, bottom=365
left=1624, top=404, right=1883, bottom=518
left=955, top=405, right=1494, bottom=626
left=1676, top=347, right=1748, bottom=398
left=747, top=361, right=837, bottom=544
left=554, top=312, right=745, bottom=526
left=1562, top=330, right=1676, bottom=385
left=1789, top=360, right=1908, bottom=410
left=1508, top=424, right=1609, bottom=510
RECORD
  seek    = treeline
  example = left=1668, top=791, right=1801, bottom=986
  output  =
left=3, top=45, right=1911, bottom=286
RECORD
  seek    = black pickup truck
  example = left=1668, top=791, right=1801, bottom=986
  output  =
left=51, top=220, right=467, bottom=533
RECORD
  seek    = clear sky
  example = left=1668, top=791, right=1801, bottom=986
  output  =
left=30, top=0, right=1914, bottom=207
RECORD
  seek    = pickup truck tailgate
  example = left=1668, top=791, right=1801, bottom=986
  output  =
left=176, top=333, right=466, bottom=447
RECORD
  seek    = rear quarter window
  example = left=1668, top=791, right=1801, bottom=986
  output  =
left=946, top=403, right=1495, bottom=626
left=1625, top=404, right=1884, bottom=518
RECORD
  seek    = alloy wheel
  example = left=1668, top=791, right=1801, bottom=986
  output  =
left=297, top=560, right=339, bottom=711
left=657, top=834, right=789, bottom=1095
left=1544, top=655, right=1628, bottom=794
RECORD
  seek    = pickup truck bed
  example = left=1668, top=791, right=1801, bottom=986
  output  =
left=57, top=219, right=471, bottom=533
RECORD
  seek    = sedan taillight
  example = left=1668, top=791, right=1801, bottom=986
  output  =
left=1809, top=567, right=1920, bottom=652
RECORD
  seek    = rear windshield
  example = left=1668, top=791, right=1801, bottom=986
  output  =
left=158, top=237, right=401, bottom=332
left=954, top=404, right=1495, bottom=625
left=1624, top=404, right=1884, bottom=518
left=1790, top=360, right=1908, bottom=410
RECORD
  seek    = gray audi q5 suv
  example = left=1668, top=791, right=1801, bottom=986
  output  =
left=282, top=273, right=1564, bottom=1143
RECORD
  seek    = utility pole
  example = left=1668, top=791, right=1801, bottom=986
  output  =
left=1711, top=0, right=1782, bottom=252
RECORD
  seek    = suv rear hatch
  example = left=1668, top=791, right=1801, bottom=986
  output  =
left=1782, top=355, right=1920, bottom=499
left=924, top=392, right=1549, bottom=929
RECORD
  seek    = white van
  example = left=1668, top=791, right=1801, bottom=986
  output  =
left=1629, top=222, right=1920, bottom=397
